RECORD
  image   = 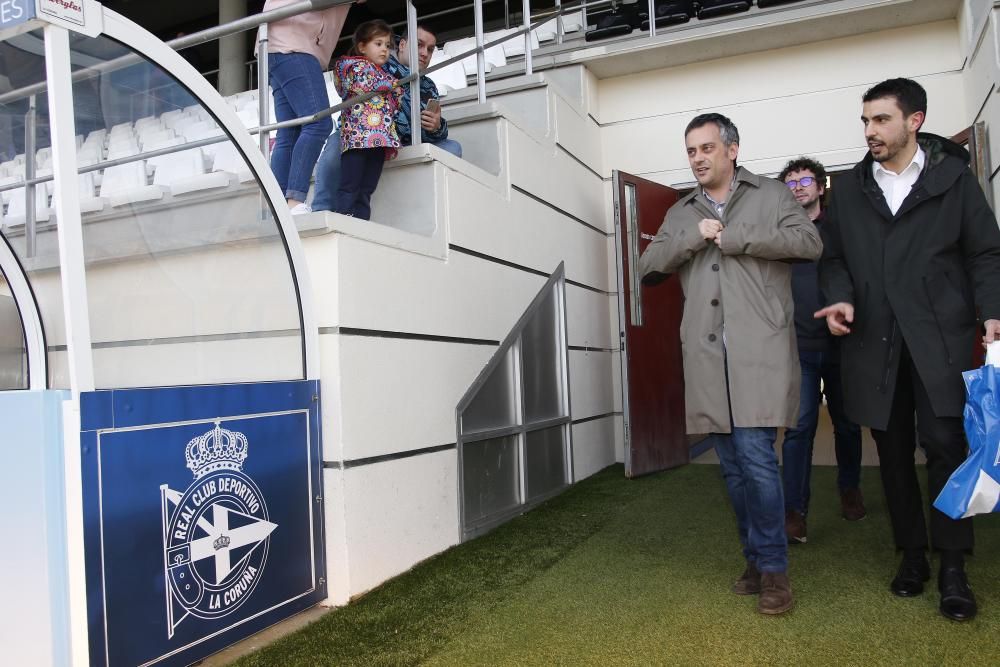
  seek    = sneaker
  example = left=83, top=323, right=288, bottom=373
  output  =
left=289, top=202, right=312, bottom=215
left=840, top=487, right=867, bottom=521
left=785, top=509, right=807, bottom=544
left=758, top=572, right=794, bottom=615
left=732, top=563, right=762, bottom=595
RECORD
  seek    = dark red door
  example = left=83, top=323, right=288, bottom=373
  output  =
left=613, top=170, right=687, bottom=478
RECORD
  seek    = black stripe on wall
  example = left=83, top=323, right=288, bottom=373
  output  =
left=321, top=326, right=499, bottom=347
left=324, top=443, right=457, bottom=469
left=511, top=185, right=607, bottom=237
left=448, top=245, right=609, bottom=295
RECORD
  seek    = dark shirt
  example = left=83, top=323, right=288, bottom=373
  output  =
left=792, top=211, right=831, bottom=351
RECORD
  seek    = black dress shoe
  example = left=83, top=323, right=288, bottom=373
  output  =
left=939, top=567, right=977, bottom=621
left=891, top=555, right=930, bottom=597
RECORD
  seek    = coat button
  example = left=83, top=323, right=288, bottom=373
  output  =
left=711, top=264, right=719, bottom=272
left=711, top=299, right=719, bottom=306
left=708, top=334, right=717, bottom=342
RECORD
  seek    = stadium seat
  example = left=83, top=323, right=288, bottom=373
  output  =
left=696, top=0, right=752, bottom=19
left=210, top=142, right=254, bottom=183
left=585, top=1, right=638, bottom=42
left=152, top=147, right=230, bottom=195
left=99, top=161, right=163, bottom=206
left=428, top=48, right=468, bottom=94
left=757, top=0, right=805, bottom=7
left=5, top=185, right=51, bottom=225
left=641, top=1, right=695, bottom=31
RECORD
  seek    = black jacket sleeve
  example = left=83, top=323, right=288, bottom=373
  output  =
left=959, top=171, right=1000, bottom=322
left=818, top=193, right=855, bottom=307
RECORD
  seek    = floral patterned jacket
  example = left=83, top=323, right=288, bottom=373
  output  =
left=333, top=55, right=404, bottom=159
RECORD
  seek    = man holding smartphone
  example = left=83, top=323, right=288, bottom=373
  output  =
left=312, top=22, right=462, bottom=212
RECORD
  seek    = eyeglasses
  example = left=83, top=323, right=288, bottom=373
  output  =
left=785, top=176, right=817, bottom=189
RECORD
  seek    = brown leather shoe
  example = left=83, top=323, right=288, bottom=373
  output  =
left=840, top=487, right=867, bottom=521
left=732, top=563, right=762, bottom=595
left=758, top=572, right=794, bottom=615
left=785, top=510, right=807, bottom=544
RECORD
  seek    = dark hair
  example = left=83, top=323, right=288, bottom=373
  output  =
left=398, top=22, right=438, bottom=44
left=862, top=77, right=927, bottom=118
left=349, top=19, right=394, bottom=56
left=685, top=112, right=740, bottom=147
left=778, top=157, right=827, bottom=186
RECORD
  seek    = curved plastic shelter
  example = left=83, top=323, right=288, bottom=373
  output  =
left=0, top=3, right=324, bottom=665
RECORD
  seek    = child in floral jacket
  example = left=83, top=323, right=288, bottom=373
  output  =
left=333, top=19, right=404, bottom=220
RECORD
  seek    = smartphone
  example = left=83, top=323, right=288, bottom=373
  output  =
left=425, top=98, right=440, bottom=113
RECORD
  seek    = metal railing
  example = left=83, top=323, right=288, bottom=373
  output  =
left=0, top=0, right=630, bottom=251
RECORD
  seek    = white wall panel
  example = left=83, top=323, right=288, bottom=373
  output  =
left=603, top=73, right=967, bottom=182
left=322, top=467, right=351, bottom=605
left=338, top=450, right=459, bottom=597
left=508, top=124, right=606, bottom=230
left=569, top=349, right=615, bottom=420
left=333, top=234, right=610, bottom=349
left=571, top=415, right=617, bottom=481
left=335, top=334, right=494, bottom=460
left=565, top=287, right=614, bottom=350
left=597, top=21, right=962, bottom=125
left=448, top=173, right=611, bottom=291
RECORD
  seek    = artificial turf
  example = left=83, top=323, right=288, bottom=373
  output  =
left=232, top=463, right=1000, bottom=666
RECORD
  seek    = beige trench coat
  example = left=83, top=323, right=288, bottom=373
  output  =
left=639, top=168, right=822, bottom=434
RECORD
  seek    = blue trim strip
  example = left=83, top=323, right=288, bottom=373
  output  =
left=81, top=380, right=316, bottom=431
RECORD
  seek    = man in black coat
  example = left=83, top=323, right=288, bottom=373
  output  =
left=817, top=78, right=1000, bottom=622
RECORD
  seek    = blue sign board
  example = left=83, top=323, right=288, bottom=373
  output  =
left=80, top=381, right=326, bottom=666
left=0, top=0, right=36, bottom=32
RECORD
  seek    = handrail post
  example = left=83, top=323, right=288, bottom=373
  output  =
left=24, top=95, right=36, bottom=259
left=555, top=0, right=563, bottom=45
left=522, top=0, right=532, bottom=75
left=474, top=0, right=487, bottom=104
left=648, top=0, right=657, bottom=37
left=257, top=24, right=270, bottom=162
left=407, top=1, right=422, bottom=147
left=257, top=23, right=271, bottom=219
left=580, top=2, right=588, bottom=33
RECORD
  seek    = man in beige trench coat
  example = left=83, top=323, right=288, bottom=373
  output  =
left=639, top=113, right=822, bottom=615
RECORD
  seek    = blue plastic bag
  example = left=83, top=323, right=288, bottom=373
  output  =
left=933, top=360, right=1000, bottom=519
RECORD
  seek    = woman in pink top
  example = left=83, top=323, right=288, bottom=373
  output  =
left=260, top=0, right=364, bottom=213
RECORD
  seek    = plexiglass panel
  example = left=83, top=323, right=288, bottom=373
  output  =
left=0, top=271, right=26, bottom=390
left=462, top=347, right=516, bottom=432
left=462, top=435, right=520, bottom=525
left=521, top=286, right=562, bottom=423
left=0, top=32, right=304, bottom=388
left=0, top=30, right=67, bottom=388
left=525, top=426, right=567, bottom=501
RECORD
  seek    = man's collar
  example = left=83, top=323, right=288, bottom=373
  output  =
left=873, top=145, right=925, bottom=177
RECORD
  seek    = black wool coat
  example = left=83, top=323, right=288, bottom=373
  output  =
left=819, top=133, right=1000, bottom=430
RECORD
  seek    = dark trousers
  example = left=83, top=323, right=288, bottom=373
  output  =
left=336, top=148, right=385, bottom=220
left=871, top=342, right=973, bottom=553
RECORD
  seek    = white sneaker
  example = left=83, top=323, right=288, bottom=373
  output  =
left=289, top=203, right=312, bottom=215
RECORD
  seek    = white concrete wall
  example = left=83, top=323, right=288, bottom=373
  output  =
left=598, top=21, right=968, bottom=185
left=306, top=77, right=620, bottom=602
left=961, top=3, right=1000, bottom=205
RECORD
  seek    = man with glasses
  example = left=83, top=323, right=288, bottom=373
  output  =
left=777, top=158, right=865, bottom=548
left=311, top=23, right=461, bottom=212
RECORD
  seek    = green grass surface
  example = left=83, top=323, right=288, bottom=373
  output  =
left=234, top=464, right=1000, bottom=666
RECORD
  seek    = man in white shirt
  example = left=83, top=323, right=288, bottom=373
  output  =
left=817, top=78, right=1000, bottom=622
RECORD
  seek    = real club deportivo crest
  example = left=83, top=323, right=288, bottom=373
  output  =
left=160, top=422, right=277, bottom=637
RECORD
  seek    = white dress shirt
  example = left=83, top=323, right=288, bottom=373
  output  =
left=872, top=146, right=925, bottom=215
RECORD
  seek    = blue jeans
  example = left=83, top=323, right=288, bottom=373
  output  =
left=268, top=52, right=332, bottom=202
left=311, top=130, right=463, bottom=211
left=710, top=427, right=788, bottom=573
left=781, top=348, right=863, bottom=515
